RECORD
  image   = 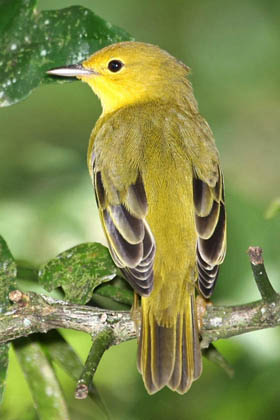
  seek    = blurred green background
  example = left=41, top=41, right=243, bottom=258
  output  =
left=1, top=0, right=280, bottom=419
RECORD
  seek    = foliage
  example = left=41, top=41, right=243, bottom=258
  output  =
left=0, top=2, right=133, bottom=418
left=39, top=242, right=117, bottom=304
left=1, top=0, right=280, bottom=419
left=0, top=0, right=132, bottom=107
left=0, top=234, right=129, bottom=418
left=0, top=237, right=17, bottom=403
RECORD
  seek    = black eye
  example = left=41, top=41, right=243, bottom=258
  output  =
left=108, top=60, right=123, bottom=73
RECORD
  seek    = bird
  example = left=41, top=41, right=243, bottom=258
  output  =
left=47, top=41, right=226, bottom=394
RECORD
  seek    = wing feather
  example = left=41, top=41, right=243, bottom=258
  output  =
left=95, top=171, right=106, bottom=208
left=126, top=175, right=148, bottom=218
left=195, top=201, right=220, bottom=240
left=197, top=202, right=226, bottom=265
left=193, top=178, right=213, bottom=217
left=108, top=204, right=145, bottom=244
left=93, top=166, right=155, bottom=297
left=194, top=168, right=226, bottom=298
left=103, top=208, right=143, bottom=267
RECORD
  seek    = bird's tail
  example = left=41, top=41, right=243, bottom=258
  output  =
left=137, top=293, right=202, bottom=394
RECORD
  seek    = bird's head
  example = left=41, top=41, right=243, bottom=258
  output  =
left=47, top=42, right=190, bottom=114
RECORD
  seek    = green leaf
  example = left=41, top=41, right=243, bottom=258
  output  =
left=39, top=242, right=117, bottom=304
left=0, top=0, right=133, bottom=107
left=14, top=338, right=70, bottom=420
left=0, top=236, right=17, bottom=307
left=0, top=236, right=17, bottom=404
left=0, top=347, right=9, bottom=406
left=16, top=260, right=39, bottom=282
left=96, top=283, right=133, bottom=306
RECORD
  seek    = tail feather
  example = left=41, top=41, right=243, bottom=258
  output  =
left=191, top=295, right=203, bottom=379
left=168, top=314, right=183, bottom=390
left=151, top=320, right=176, bottom=389
left=137, top=308, right=157, bottom=394
left=138, top=294, right=202, bottom=394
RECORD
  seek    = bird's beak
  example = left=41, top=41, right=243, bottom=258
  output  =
left=47, top=64, right=96, bottom=77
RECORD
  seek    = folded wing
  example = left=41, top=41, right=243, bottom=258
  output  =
left=94, top=165, right=155, bottom=297
left=193, top=167, right=226, bottom=298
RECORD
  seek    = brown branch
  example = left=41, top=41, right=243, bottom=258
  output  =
left=1, top=292, right=135, bottom=345
left=0, top=247, right=279, bottom=351
left=0, top=289, right=279, bottom=349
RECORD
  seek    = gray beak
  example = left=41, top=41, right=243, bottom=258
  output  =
left=47, top=64, right=96, bottom=77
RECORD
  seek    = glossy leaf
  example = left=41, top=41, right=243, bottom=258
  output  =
left=38, top=242, right=117, bottom=304
left=0, top=0, right=133, bottom=107
left=0, top=236, right=17, bottom=404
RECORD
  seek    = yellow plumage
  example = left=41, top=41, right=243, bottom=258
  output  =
left=48, top=41, right=226, bottom=394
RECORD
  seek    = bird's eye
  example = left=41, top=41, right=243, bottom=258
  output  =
left=108, top=60, right=124, bottom=73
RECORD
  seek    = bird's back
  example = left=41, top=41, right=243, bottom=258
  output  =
left=89, top=98, right=223, bottom=393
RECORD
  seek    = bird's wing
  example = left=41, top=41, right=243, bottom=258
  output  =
left=193, top=164, right=226, bottom=299
left=93, top=158, right=155, bottom=297
left=184, top=114, right=226, bottom=299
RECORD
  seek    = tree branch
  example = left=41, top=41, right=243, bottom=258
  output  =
left=1, top=289, right=279, bottom=349
left=0, top=247, right=279, bottom=351
left=1, top=291, right=135, bottom=345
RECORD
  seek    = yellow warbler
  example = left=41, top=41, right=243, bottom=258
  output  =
left=48, top=42, right=226, bottom=394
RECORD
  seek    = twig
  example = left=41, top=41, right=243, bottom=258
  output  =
left=39, top=331, right=109, bottom=413
left=75, top=328, right=114, bottom=399
left=248, top=246, right=277, bottom=302
left=202, top=343, right=234, bottom=378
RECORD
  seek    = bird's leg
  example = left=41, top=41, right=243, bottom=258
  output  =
left=196, top=294, right=212, bottom=333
